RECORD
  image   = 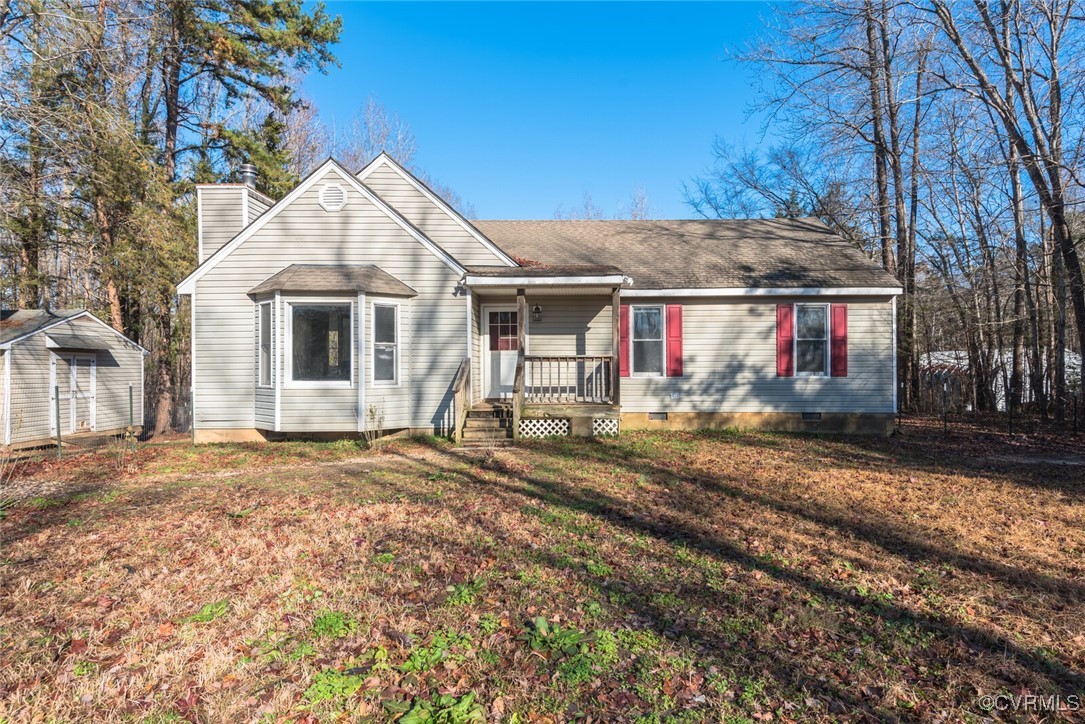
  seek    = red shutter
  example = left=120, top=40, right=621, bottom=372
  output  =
left=666, top=304, right=683, bottom=377
left=776, top=304, right=794, bottom=377
left=831, top=303, right=848, bottom=377
left=619, top=304, right=630, bottom=378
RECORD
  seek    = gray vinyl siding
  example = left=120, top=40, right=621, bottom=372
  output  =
left=6, top=337, right=51, bottom=443
left=247, top=191, right=271, bottom=224
left=199, top=187, right=246, bottom=263
left=91, top=327, right=144, bottom=432
left=362, top=165, right=510, bottom=267
left=620, top=296, right=895, bottom=414
left=5, top=318, right=143, bottom=444
left=193, top=165, right=466, bottom=434
left=526, top=297, right=611, bottom=356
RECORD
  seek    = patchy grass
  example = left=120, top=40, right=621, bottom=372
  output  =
left=1, top=423, right=1083, bottom=721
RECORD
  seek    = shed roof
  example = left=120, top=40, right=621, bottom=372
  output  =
left=472, top=218, right=900, bottom=290
left=0, top=309, right=84, bottom=344
left=248, top=265, right=418, bottom=297
left=0, top=309, right=146, bottom=353
left=46, top=328, right=115, bottom=350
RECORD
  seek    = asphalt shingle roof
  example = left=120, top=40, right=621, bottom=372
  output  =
left=249, top=265, right=417, bottom=297
left=0, top=309, right=84, bottom=345
left=472, top=218, right=899, bottom=290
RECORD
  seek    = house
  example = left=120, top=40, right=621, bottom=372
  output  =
left=920, top=349, right=1082, bottom=413
left=176, top=155, right=902, bottom=445
left=0, top=309, right=147, bottom=447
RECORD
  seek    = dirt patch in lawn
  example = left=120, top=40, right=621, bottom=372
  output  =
left=1, top=428, right=1082, bottom=721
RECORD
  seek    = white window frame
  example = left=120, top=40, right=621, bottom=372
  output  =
left=794, top=303, right=830, bottom=377
left=284, top=297, right=355, bottom=389
left=371, top=301, right=400, bottom=387
left=257, top=301, right=273, bottom=388
left=630, top=304, right=666, bottom=378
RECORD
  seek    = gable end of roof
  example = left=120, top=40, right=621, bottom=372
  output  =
left=176, top=158, right=466, bottom=295
left=357, top=152, right=519, bottom=267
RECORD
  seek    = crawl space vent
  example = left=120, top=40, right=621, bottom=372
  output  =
left=318, top=183, right=347, bottom=212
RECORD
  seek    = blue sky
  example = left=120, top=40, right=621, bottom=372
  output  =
left=303, top=2, right=776, bottom=219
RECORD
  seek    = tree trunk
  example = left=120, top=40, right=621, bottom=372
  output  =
left=864, top=0, right=894, bottom=274
left=153, top=353, right=174, bottom=436
left=149, top=292, right=176, bottom=437
left=902, top=44, right=926, bottom=411
left=162, top=1, right=183, bottom=181
left=20, top=19, right=47, bottom=308
left=1051, top=220, right=1069, bottom=422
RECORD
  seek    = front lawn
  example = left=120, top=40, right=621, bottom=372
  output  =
left=1, top=424, right=1082, bottom=721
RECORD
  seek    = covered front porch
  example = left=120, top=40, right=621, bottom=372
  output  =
left=453, top=266, right=629, bottom=444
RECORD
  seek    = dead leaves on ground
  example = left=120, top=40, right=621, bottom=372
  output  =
left=1, top=420, right=1082, bottom=721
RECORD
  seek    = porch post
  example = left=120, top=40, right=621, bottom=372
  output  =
left=517, top=288, right=527, bottom=355
left=611, top=286, right=621, bottom=408
left=513, top=288, right=527, bottom=441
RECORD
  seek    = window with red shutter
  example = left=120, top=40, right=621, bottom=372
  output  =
left=776, top=304, right=794, bottom=377
left=830, top=304, right=848, bottom=377
left=619, top=304, right=630, bottom=377
left=666, top=305, right=683, bottom=377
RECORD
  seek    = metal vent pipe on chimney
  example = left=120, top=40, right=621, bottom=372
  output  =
left=239, top=163, right=258, bottom=189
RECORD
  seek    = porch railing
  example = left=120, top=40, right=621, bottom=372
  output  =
left=524, top=355, right=613, bottom=404
left=451, top=357, right=470, bottom=443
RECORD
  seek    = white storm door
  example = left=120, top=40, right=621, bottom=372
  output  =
left=482, top=306, right=518, bottom=400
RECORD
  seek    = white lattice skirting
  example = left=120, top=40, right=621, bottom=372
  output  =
left=519, top=418, right=570, bottom=438
left=592, top=418, right=620, bottom=437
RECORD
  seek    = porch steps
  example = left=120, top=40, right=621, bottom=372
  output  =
left=460, top=403, right=514, bottom=448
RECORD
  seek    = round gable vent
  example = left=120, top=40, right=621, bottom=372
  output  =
left=318, top=183, right=347, bottom=212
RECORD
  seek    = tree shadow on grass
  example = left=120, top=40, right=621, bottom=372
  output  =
left=542, top=434, right=1085, bottom=601
left=402, top=440, right=1085, bottom=706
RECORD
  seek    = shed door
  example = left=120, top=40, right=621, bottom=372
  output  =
left=71, top=357, right=96, bottom=432
left=50, top=354, right=96, bottom=435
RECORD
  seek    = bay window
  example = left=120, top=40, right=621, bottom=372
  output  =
left=291, top=303, right=352, bottom=383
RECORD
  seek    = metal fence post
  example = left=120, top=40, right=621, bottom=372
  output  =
left=54, top=384, right=62, bottom=459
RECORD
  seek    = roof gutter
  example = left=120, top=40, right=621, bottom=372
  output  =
left=463, top=274, right=632, bottom=287
left=620, top=286, right=903, bottom=298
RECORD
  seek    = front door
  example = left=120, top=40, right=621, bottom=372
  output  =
left=483, top=306, right=518, bottom=399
